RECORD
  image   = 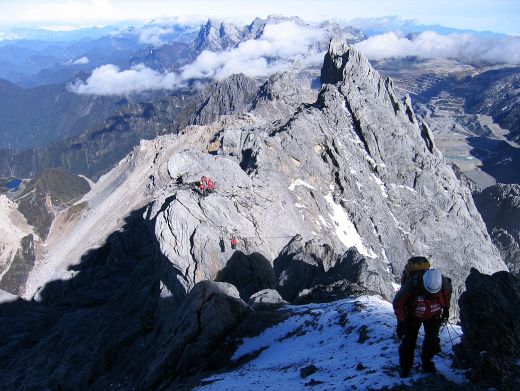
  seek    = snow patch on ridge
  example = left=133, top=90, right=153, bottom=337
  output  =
left=198, top=296, right=466, bottom=390
left=289, top=179, right=316, bottom=191
left=324, top=193, right=375, bottom=258
left=371, top=173, right=388, bottom=198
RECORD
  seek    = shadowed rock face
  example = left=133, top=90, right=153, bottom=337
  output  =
left=215, top=251, right=276, bottom=300
left=0, top=209, right=250, bottom=390
left=142, top=280, right=251, bottom=389
left=274, top=235, right=394, bottom=302
left=457, top=268, right=520, bottom=388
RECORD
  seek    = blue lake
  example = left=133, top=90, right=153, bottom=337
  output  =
left=4, top=178, right=22, bottom=191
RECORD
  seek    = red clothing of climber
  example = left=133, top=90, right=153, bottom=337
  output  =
left=207, top=178, right=215, bottom=192
left=230, top=236, right=238, bottom=250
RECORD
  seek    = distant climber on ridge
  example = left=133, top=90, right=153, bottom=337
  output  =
left=393, top=265, right=452, bottom=378
left=197, top=175, right=216, bottom=197
left=230, top=235, right=238, bottom=250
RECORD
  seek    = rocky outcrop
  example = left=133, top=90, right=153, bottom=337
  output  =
left=193, top=19, right=243, bottom=52
left=188, top=73, right=259, bottom=126
left=474, top=184, right=520, bottom=274
left=248, top=288, right=286, bottom=309
left=216, top=251, right=276, bottom=300
left=456, top=268, right=520, bottom=389
left=143, top=280, right=250, bottom=389
left=274, top=235, right=394, bottom=302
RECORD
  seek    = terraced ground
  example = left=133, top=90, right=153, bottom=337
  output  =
left=375, top=59, right=520, bottom=188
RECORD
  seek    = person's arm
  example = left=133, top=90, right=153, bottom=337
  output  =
left=393, top=280, right=414, bottom=322
left=393, top=281, right=414, bottom=338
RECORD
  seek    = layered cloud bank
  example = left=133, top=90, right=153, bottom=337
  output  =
left=68, top=21, right=325, bottom=95
left=68, top=64, right=179, bottom=95
left=181, top=21, right=324, bottom=80
left=69, top=20, right=520, bottom=96
left=355, top=31, right=520, bottom=64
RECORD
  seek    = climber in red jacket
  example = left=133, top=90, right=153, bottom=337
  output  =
left=393, top=268, right=452, bottom=377
left=207, top=178, right=215, bottom=193
left=230, top=236, right=238, bottom=250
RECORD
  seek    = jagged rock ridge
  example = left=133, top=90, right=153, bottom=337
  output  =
left=148, top=38, right=505, bottom=313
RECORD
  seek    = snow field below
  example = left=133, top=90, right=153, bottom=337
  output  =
left=198, top=296, right=466, bottom=390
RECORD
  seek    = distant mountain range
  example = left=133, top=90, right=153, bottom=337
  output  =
left=0, top=78, right=125, bottom=149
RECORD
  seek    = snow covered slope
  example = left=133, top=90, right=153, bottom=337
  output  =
left=198, top=296, right=466, bottom=390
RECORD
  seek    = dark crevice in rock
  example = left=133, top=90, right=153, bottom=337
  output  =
left=239, top=148, right=257, bottom=173
left=421, top=122, right=436, bottom=154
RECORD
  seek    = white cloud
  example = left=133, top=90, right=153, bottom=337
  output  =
left=67, top=64, right=179, bottom=95
left=0, top=32, right=21, bottom=41
left=72, top=56, right=90, bottom=64
left=355, top=31, right=520, bottom=64
left=181, top=21, right=325, bottom=80
left=137, top=26, right=174, bottom=46
left=69, top=20, right=326, bottom=95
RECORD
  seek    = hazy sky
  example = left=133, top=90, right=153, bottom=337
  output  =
left=0, top=0, right=518, bottom=34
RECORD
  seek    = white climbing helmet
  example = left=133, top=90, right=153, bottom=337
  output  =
left=423, top=269, right=442, bottom=294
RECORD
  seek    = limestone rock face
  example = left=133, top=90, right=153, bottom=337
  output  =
left=188, top=74, right=259, bottom=126
left=457, top=268, right=520, bottom=388
left=151, top=39, right=505, bottom=315
left=0, top=36, right=511, bottom=390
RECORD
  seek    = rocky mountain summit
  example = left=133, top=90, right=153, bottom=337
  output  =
left=148, top=38, right=505, bottom=313
left=0, top=38, right=510, bottom=389
left=193, top=16, right=366, bottom=54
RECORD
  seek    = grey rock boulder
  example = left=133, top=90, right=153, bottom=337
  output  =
left=274, top=236, right=394, bottom=302
left=248, top=288, right=286, bottom=309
